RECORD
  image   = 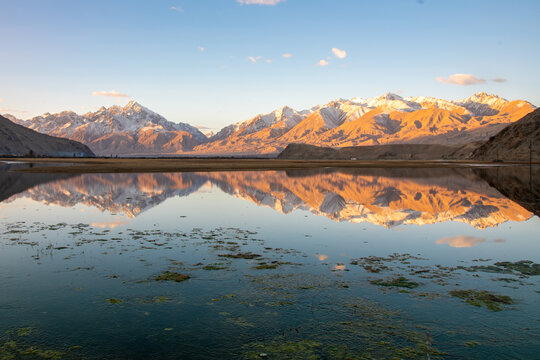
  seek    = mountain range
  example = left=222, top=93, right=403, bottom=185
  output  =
left=4, top=92, right=535, bottom=156
left=7, top=101, right=206, bottom=156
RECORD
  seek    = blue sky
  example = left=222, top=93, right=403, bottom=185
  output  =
left=1, top=0, right=539, bottom=130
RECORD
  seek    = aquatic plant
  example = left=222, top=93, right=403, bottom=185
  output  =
left=449, top=289, right=513, bottom=311
left=154, top=271, right=191, bottom=282
left=370, top=276, right=419, bottom=289
left=106, top=298, right=123, bottom=304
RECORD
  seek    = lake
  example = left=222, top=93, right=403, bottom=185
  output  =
left=0, top=162, right=539, bottom=359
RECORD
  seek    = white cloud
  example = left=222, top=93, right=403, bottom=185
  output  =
left=198, top=46, right=205, bottom=52
left=282, top=53, right=293, bottom=58
left=170, top=5, right=183, bottom=12
left=316, top=59, right=329, bottom=67
left=0, top=98, right=4, bottom=103
left=332, top=48, right=347, bottom=59
left=92, top=90, right=129, bottom=98
left=237, top=0, right=286, bottom=5
left=436, top=74, right=486, bottom=86
left=247, top=56, right=271, bottom=64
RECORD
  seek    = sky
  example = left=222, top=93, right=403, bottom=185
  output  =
left=1, top=0, right=539, bottom=131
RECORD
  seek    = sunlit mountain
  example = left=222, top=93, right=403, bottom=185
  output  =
left=5, top=92, right=534, bottom=156
left=10, top=101, right=207, bottom=156
left=195, top=92, right=535, bottom=154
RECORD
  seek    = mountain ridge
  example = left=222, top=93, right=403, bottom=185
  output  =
left=9, top=101, right=206, bottom=156
left=194, top=92, right=535, bottom=155
left=4, top=93, right=535, bottom=156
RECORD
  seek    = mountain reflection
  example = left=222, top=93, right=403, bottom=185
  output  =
left=0, top=166, right=535, bottom=229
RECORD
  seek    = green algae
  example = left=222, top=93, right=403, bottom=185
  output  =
left=154, top=271, right=190, bottom=282
left=219, top=252, right=261, bottom=259
left=458, top=260, right=540, bottom=276
left=370, top=276, right=419, bottom=289
left=449, top=289, right=513, bottom=311
left=202, top=264, right=228, bottom=271
left=106, top=298, right=123, bottom=304
left=493, top=261, right=540, bottom=276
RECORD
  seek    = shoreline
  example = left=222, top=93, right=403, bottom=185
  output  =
left=1, top=157, right=537, bottom=174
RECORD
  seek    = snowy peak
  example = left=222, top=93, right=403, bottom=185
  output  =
left=195, top=92, right=536, bottom=154
left=13, top=102, right=207, bottom=155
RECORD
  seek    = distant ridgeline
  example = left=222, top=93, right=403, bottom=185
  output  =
left=3, top=92, right=536, bottom=157
left=0, top=115, right=94, bottom=157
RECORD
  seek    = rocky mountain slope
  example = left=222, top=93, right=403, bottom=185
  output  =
left=0, top=115, right=94, bottom=157
left=9, top=101, right=206, bottom=156
left=277, top=143, right=474, bottom=160
left=470, top=107, right=540, bottom=161
left=195, top=92, right=535, bottom=155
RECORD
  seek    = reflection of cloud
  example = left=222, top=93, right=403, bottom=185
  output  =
left=316, top=254, right=328, bottom=261
left=436, top=235, right=485, bottom=248
left=492, top=238, right=506, bottom=243
left=91, top=221, right=128, bottom=229
left=436, top=74, right=486, bottom=86
left=333, top=263, right=346, bottom=271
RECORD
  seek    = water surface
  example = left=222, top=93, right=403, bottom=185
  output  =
left=0, top=164, right=538, bottom=359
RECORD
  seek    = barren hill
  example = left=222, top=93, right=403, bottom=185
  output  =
left=0, top=115, right=94, bottom=157
left=470, top=108, right=540, bottom=161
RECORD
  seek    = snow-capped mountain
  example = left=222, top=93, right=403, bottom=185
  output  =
left=6, top=93, right=535, bottom=156
left=10, top=101, right=207, bottom=155
left=195, top=92, right=535, bottom=154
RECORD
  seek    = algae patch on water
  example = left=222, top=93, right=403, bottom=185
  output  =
left=449, top=289, right=513, bottom=311
left=106, top=298, right=123, bottom=304
left=370, top=276, right=419, bottom=289
left=154, top=271, right=191, bottom=282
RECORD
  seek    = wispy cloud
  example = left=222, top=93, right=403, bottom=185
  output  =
left=492, top=78, right=507, bottom=83
left=332, top=47, right=347, bottom=59
left=0, top=108, right=28, bottom=114
left=237, top=0, right=286, bottom=5
left=282, top=53, right=293, bottom=58
left=316, top=59, right=329, bottom=67
left=0, top=98, right=4, bottom=103
left=170, top=5, right=183, bottom=12
left=198, top=46, right=205, bottom=52
left=92, top=90, right=129, bottom=98
left=436, top=74, right=486, bottom=86
left=247, top=55, right=271, bottom=64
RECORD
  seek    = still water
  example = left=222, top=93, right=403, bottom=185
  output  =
left=0, top=163, right=539, bottom=359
